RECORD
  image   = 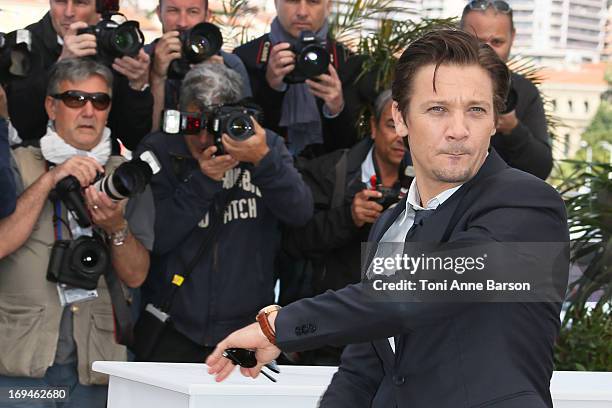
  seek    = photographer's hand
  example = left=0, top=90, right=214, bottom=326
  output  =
left=59, top=22, right=97, bottom=61
left=497, top=110, right=519, bottom=135
left=222, top=118, right=269, bottom=166
left=265, top=42, right=295, bottom=91
left=351, top=189, right=383, bottom=227
left=47, top=156, right=104, bottom=188
left=0, top=86, right=8, bottom=120
left=199, top=145, right=239, bottom=181
left=83, top=187, right=126, bottom=233
left=113, top=49, right=151, bottom=91
left=306, top=64, right=344, bottom=116
left=151, top=31, right=182, bottom=80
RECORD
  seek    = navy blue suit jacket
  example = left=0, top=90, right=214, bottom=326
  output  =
left=275, top=149, right=569, bottom=408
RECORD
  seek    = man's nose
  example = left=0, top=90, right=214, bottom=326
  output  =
left=296, top=1, right=308, bottom=17
left=177, top=11, right=189, bottom=30
left=64, top=1, right=75, bottom=17
left=81, top=100, right=96, bottom=116
left=446, top=112, right=469, bottom=140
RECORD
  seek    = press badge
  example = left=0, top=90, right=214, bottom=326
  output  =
left=57, top=283, right=98, bottom=307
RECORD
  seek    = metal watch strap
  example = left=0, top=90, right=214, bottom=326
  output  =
left=109, top=224, right=129, bottom=246
left=256, top=305, right=281, bottom=345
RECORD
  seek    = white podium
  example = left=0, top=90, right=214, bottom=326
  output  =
left=93, top=362, right=612, bottom=408
left=92, top=361, right=336, bottom=408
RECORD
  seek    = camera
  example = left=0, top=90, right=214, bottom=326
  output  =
left=284, top=31, right=330, bottom=84
left=77, top=0, right=144, bottom=67
left=208, top=104, right=263, bottom=155
left=0, top=29, right=33, bottom=83
left=167, top=23, right=223, bottom=80
left=47, top=236, right=110, bottom=290
left=93, top=151, right=161, bottom=201
left=53, top=151, right=160, bottom=227
left=161, top=103, right=263, bottom=156
left=373, top=185, right=401, bottom=210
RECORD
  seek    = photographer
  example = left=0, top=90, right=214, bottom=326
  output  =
left=147, top=0, right=252, bottom=132
left=234, top=0, right=377, bottom=157
left=0, top=58, right=153, bottom=407
left=280, top=90, right=412, bottom=365
left=4, top=0, right=153, bottom=152
left=133, top=62, right=312, bottom=362
left=460, top=0, right=553, bottom=179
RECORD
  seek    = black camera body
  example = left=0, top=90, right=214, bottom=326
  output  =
left=373, top=185, right=401, bottom=210
left=284, top=31, right=330, bottom=84
left=208, top=104, right=263, bottom=155
left=47, top=236, right=110, bottom=290
left=54, top=175, right=92, bottom=228
left=78, top=19, right=144, bottom=66
left=167, top=23, right=223, bottom=80
left=0, top=29, right=33, bottom=83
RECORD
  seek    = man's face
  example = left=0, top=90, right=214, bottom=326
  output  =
left=462, top=8, right=515, bottom=62
left=392, top=64, right=496, bottom=190
left=371, top=100, right=405, bottom=168
left=275, top=0, right=331, bottom=39
left=49, top=0, right=100, bottom=39
left=157, top=0, right=209, bottom=33
left=45, top=75, right=111, bottom=151
left=183, top=104, right=213, bottom=160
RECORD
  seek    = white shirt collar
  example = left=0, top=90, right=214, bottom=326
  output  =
left=406, top=178, right=462, bottom=212
left=361, top=146, right=375, bottom=184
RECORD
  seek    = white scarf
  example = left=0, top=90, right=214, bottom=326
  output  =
left=40, top=125, right=112, bottom=165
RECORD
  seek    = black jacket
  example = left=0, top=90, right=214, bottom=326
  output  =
left=234, top=34, right=378, bottom=158
left=282, top=138, right=412, bottom=297
left=136, top=130, right=313, bottom=347
left=491, top=72, right=552, bottom=180
left=5, top=12, right=153, bottom=152
left=275, top=149, right=569, bottom=407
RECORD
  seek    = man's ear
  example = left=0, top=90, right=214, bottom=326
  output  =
left=370, top=116, right=377, bottom=140
left=45, top=96, right=56, bottom=121
left=156, top=4, right=162, bottom=23
left=391, top=101, right=408, bottom=137
left=325, top=0, right=333, bottom=17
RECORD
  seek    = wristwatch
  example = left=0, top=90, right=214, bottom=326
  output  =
left=256, top=304, right=281, bottom=345
left=108, top=223, right=129, bottom=246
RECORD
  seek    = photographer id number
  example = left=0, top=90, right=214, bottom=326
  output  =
left=2, top=387, right=69, bottom=402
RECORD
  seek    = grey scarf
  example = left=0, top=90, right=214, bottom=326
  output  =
left=269, top=18, right=328, bottom=155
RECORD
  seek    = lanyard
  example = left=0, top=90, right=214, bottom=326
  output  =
left=53, top=200, right=63, bottom=241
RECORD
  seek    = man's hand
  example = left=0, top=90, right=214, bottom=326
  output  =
left=83, top=186, right=126, bottom=234
left=222, top=118, right=269, bottom=165
left=206, top=321, right=281, bottom=382
left=351, top=189, right=384, bottom=227
left=47, top=156, right=104, bottom=188
left=198, top=145, right=239, bottom=181
left=306, top=64, right=344, bottom=116
left=265, top=42, right=295, bottom=91
left=113, top=49, right=151, bottom=91
left=151, top=31, right=182, bottom=80
left=496, top=110, right=519, bottom=135
left=59, top=22, right=97, bottom=60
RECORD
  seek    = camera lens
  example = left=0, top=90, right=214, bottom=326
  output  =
left=111, top=22, right=142, bottom=57
left=297, top=44, right=330, bottom=78
left=184, top=23, right=222, bottom=63
left=80, top=248, right=99, bottom=270
left=226, top=114, right=254, bottom=141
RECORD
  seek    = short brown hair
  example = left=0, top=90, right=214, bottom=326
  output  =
left=391, top=28, right=510, bottom=119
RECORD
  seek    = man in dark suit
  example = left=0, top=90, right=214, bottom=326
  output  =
left=207, top=29, right=569, bottom=408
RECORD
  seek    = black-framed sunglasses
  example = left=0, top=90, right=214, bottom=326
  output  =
left=467, top=0, right=512, bottom=13
left=51, top=90, right=112, bottom=111
left=223, top=348, right=281, bottom=383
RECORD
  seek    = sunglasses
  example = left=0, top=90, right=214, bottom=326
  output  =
left=51, top=91, right=111, bottom=110
left=223, top=348, right=281, bottom=383
left=467, top=0, right=512, bottom=13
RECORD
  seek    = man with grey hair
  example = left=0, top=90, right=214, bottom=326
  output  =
left=0, top=58, right=154, bottom=407
left=279, top=89, right=413, bottom=365
left=133, top=62, right=312, bottom=362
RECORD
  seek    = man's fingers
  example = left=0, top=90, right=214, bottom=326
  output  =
left=328, top=63, right=340, bottom=80
left=67, top=21, right=88, bottom=36
left=214, top=360, right=237, bottom=382
left=202, top=146, right=217, bottom=160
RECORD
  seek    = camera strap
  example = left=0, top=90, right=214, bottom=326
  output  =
left=160, top=167, right=247, bottom=314
left=103, top=259, right=134, bottom=347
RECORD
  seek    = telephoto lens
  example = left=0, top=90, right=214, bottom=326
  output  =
left=167, top=22, right=223, bottom=80
left=208, top=104, right=263, bottom=155
left=94, top=151, right=161, bottom=201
